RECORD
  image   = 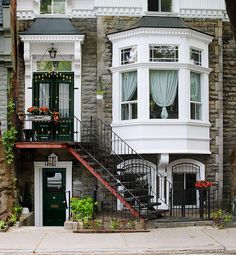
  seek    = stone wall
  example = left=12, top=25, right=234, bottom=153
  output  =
left=72, top=18, right=98, bottom=122
left=0, top=137, right=14, bottom=219
left=0, top=64, right=8, bottom=131
left=222, top=21, right=236, bottom=196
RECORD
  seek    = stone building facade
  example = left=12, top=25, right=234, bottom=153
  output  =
left=14, top=0, right=236, bottom=226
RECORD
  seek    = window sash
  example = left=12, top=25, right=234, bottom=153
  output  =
left=150, top=45, right=178, bottom=62
left=190, top=48, right=202, bottom=66
left=40, top=0, right=66, bottom=14
left=148, top=0, right=172, bottom=12
left=121, top=101, right=137, bottom=120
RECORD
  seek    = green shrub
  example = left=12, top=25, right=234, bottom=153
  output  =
left=12, top=204, right=23, bottom=220
left=70, top=197, right=96, bottom=221
left=8, top=214, right=17, bottom=226
left=110, top=218, right=120, bottom=230
left=0, top=220, right=6, bottom=229
left=212, top=209, right=232, bottom=229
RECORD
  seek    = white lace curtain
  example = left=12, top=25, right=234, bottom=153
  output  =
left=122, top=71, right=137, bottom=101
left=150, top=70, right=178, bottom=119
left=190, top=72, right=201, bottom=102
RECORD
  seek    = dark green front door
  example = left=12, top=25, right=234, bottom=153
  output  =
left=33, top=72, right=74, bottom=141
left=43, top=168, right=66, bottom=226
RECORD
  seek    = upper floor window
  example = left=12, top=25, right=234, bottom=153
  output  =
left=121, top=46, right=137, bottom=65
left=150, top=70, right=178, bottom=119
left=150, top=45, right=178, bottom=62
left=190, top=48, right=202, bottom=66
left=40, top=0, right=66, bottom=14
left=148, top=0, right=172, bottom=12
left=121, top=71, right=137, bottom=120
left=190, top=72, right=201, bottom=120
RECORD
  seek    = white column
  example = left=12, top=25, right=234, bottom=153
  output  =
left=201, top=73, right=209, bottom=122
left=24, top=41, right=32, bottom=130
left=112, top=72, right=120, bottom=123
left=178, top=68, right=189, bottom=121
left=74, top=39, right=83, bottom=141
left=138, top=67, right=149, bottom=120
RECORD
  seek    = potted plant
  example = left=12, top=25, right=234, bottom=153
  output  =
left=27, top=106, right=52, bottom=121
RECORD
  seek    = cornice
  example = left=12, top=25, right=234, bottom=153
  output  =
left=110, top=62, right=212, bottom=74
left=108, top=27, right=213, bottom=43
left=20, top=34, right=85, bottom=43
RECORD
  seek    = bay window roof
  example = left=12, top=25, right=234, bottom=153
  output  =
left=108, top=16, right=211, bottom=36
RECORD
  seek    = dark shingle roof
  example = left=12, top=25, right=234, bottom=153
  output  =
left=108, top=16, right=210, bottom=36
left=132, top=16, right=189, bottom=29
left=20, top=18, right=83, bottom=35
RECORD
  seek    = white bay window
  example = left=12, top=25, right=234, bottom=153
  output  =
left=109, top=25, right=212, bottom=154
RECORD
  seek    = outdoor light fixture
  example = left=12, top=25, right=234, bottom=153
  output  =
left=48, top=44, right=57, bottom=59
left=45, top=153, right=58, bottom=166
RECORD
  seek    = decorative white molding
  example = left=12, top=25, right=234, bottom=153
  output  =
left=72, top=9, right=96, bottom=18
left=110, top=63, right=212, bottom=74
left=34, top=161, right=72, bottom=227
left=108, top=28, right=213, bottom=43
left=96, top=7, right=142, bottom=16
left=17, top=10, right=35, bottom=20
left=180, top=8, right=227, bottom=19
left=20, top=35, right=85, bottom=43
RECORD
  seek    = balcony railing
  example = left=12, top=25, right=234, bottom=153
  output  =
left=17, top=114, right=75, bottom=142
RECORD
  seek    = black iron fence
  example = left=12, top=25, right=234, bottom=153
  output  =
left=168, top=186, right=224, bottom=220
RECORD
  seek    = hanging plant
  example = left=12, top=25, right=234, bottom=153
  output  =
left=2, top=127, right=17, bottom=165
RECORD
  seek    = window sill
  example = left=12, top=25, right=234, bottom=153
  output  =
left=36, top=14, right=70, bottom=18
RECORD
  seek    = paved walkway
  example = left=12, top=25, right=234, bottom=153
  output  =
left=0, top=226, right=236, bottom=254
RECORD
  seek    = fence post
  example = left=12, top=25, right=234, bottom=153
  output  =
left=181, top=189, right=185, bottom=217
left=207, top=189, right=211, bottom=219
left=199, top=189, right=204, bottom=218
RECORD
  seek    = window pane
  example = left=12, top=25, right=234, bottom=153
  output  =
left=53, top=0, right=66, bottom=14
left=47, top=172, right=63, bottom=192
left=59, top=83, right=70, bottom=117
left=122, top=71, right=137, bottom=102
left=131, top=103, right=137, bottom=119
left=161, top=0, right=171, bottom=11
left=121, top=104, right=129, bottom=120
left=191, top=103, right=201, bottom=120
left=148, top=0, right=171, bottom=11
left=121, top=47, right=137, bottom=65
left=150, top=70, right=178, bottom=119
left=39, top=83, right=50, bottom=108
left=150, top=45, right=178, bottom=62
left=190, top=48, right=202, bottom=66
left=40, top=0, right=52, bottom=14
left=190, top=72, right=201, bottom=120
left=37, top=61, right=71, bottom=72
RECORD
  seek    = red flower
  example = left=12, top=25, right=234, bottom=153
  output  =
left=195, top=180, right=213, bottom=189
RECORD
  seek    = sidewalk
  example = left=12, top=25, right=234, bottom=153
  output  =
left=0, top=226, right=236, bottom=254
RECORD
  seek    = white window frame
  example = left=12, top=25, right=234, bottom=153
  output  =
left=120, top=46, right=137, bottom=65
left=149, top=45, right=179, bottom=62
left=148, top=0, right=172, bottom=12
left=121, top=71, right=138, bottom=121
left=40, top=0, right=67, bottom=15
left=190, top=72, right=202, bottom=120
left=190, top=47, right=202, bottom=66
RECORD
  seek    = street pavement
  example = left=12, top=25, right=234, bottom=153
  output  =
left=0, top=226, right=236, bottom=254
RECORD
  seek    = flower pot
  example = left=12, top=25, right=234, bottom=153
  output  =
left=27, top=115, right=51, bottom=122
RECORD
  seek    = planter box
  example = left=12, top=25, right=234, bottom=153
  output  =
left=27, top=115, right=51, bottom=122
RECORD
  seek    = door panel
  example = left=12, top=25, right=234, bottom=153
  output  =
left=43, top=168, right=66, bottom=226
left=33, top=72, right=74, bottom=141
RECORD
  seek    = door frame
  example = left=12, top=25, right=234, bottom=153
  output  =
left=34, top=161, right=72, bottom=227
